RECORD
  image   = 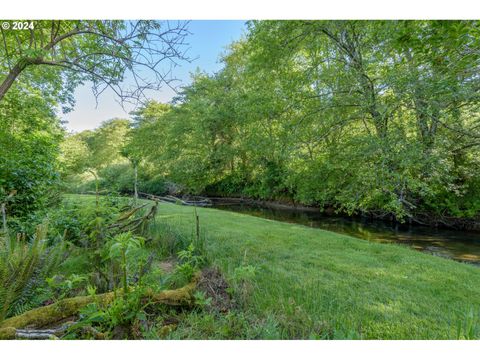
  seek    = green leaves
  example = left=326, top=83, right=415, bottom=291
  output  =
left=124, top=20, right=480, bottom=222
left=107, top=232, right=144, bottom=294
left=46, top=274, right=87, bottom=301
left=108, top=232, right=143, bottom=259
left=0, top=20, right=190, bottom=105
left=0, top=85, right=63, bottom=217
left=0, top=223, right=65, bottom=321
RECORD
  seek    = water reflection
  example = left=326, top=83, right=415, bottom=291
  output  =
left=212, top=203, right=480, bottom=266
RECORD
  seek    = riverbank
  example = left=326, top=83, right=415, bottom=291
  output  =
left=210, top=202, right=480, bottom=265
left=68, top=195, right=480, bottom=339
left=206, top=195, right=480, bottom=231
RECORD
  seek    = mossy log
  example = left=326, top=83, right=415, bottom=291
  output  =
left=146, top=273, right=200, bottom=306
left=0, top=273, right=200, bottom=340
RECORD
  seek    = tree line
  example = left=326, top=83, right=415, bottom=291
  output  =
left=116, top=20, right=480, bottom=226
left=5, top=20, right=480, bottom=227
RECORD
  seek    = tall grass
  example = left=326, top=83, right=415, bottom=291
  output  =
left=146, top=210, right=206, bottom=259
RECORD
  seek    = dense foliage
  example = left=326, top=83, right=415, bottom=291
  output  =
left=125, top=21, right=480, bottom=224
left=0, top=20, right=210, bottom=339
left=0, top=85, right=63, bottom=217
left=60, top=118, right=168, bottom=196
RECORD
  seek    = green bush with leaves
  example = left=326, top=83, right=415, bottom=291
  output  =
left=0, top=87, right=63, bottom=218
left=98, top=163, right=135, bottom=194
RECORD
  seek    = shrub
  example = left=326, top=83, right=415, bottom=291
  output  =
left=139, top=176, right=167, bottom=196
left=98, top=163, right=135, bottom=194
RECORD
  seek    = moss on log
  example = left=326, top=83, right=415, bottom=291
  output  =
left=1, top=292, right=115, bottom=332
left=0, top=327, right=16, bottom=340
left=0, top=273, right=200, bottom=340
left=147, top=272, right=200, bottom=306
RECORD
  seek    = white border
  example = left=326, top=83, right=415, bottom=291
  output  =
left=0, top=0, right=479, bottom=20
left=1, top=340, right=480, bottom=359
left=2, top=1, right=480, bottom=358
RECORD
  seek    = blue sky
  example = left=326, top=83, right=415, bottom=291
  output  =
left=62, top=20, right=247, bottom=132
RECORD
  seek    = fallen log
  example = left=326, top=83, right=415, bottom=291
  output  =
left=0, top=292, right=115, bottom=333
left=108, top=202, right=157, bottom=232
left=0, top=272, right=200, bottom=340
left=115, top=204, right=148, bottom=222
left=164, top=195, right=206, bottom=206
left=146, top=272, right=200, bottom=306
left=138, top=193, right=212, bottom=207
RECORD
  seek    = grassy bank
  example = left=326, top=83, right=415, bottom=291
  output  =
left=67, top=195, right=480, bottom=339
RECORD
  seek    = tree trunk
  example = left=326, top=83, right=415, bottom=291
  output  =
left=1, top=203, right=6, bottom=234
left=134, top=162, right=138, bottom=201
left=121, top=249, right=128, bottom=295
left=0, top=62, right=27, bottom=102
left=403, top=48, right=439, bottom=150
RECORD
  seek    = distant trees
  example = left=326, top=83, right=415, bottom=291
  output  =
left=60, top=118, right=130, bottom=183
left=60, top=117, right=169, bottom=197
left=126, top=20, right=480, bottom=223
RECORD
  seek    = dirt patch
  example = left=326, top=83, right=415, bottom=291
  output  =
left=157, top=258, right=176, bottom=273
left=197, top=267, right=232, bottom=313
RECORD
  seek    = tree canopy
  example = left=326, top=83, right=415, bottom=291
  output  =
left=125, top=20, right=480, bottom=224
left=0, top=20, right=190, bottom=105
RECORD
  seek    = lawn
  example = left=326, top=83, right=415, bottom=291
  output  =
left=67, top=195, right=480, bottom=339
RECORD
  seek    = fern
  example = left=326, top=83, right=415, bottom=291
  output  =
left=0, top=222, right=65, bottom=321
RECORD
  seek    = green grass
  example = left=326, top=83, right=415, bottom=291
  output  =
left=66, top=195, right=480, bottom=339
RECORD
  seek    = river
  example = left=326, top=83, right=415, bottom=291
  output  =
left=211, top=202, right=480, bottom=266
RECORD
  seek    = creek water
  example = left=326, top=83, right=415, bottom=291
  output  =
left=211, top=202, right=480, bottom=266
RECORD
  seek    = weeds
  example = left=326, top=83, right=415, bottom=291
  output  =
left=228, top=251, right=257, bottom=307
left=66, top=287, right=148, bottom=339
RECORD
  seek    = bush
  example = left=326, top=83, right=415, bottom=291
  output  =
left=139, top=176, right=167, bottom=196
left=98, top=163, right=135, bottom=194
